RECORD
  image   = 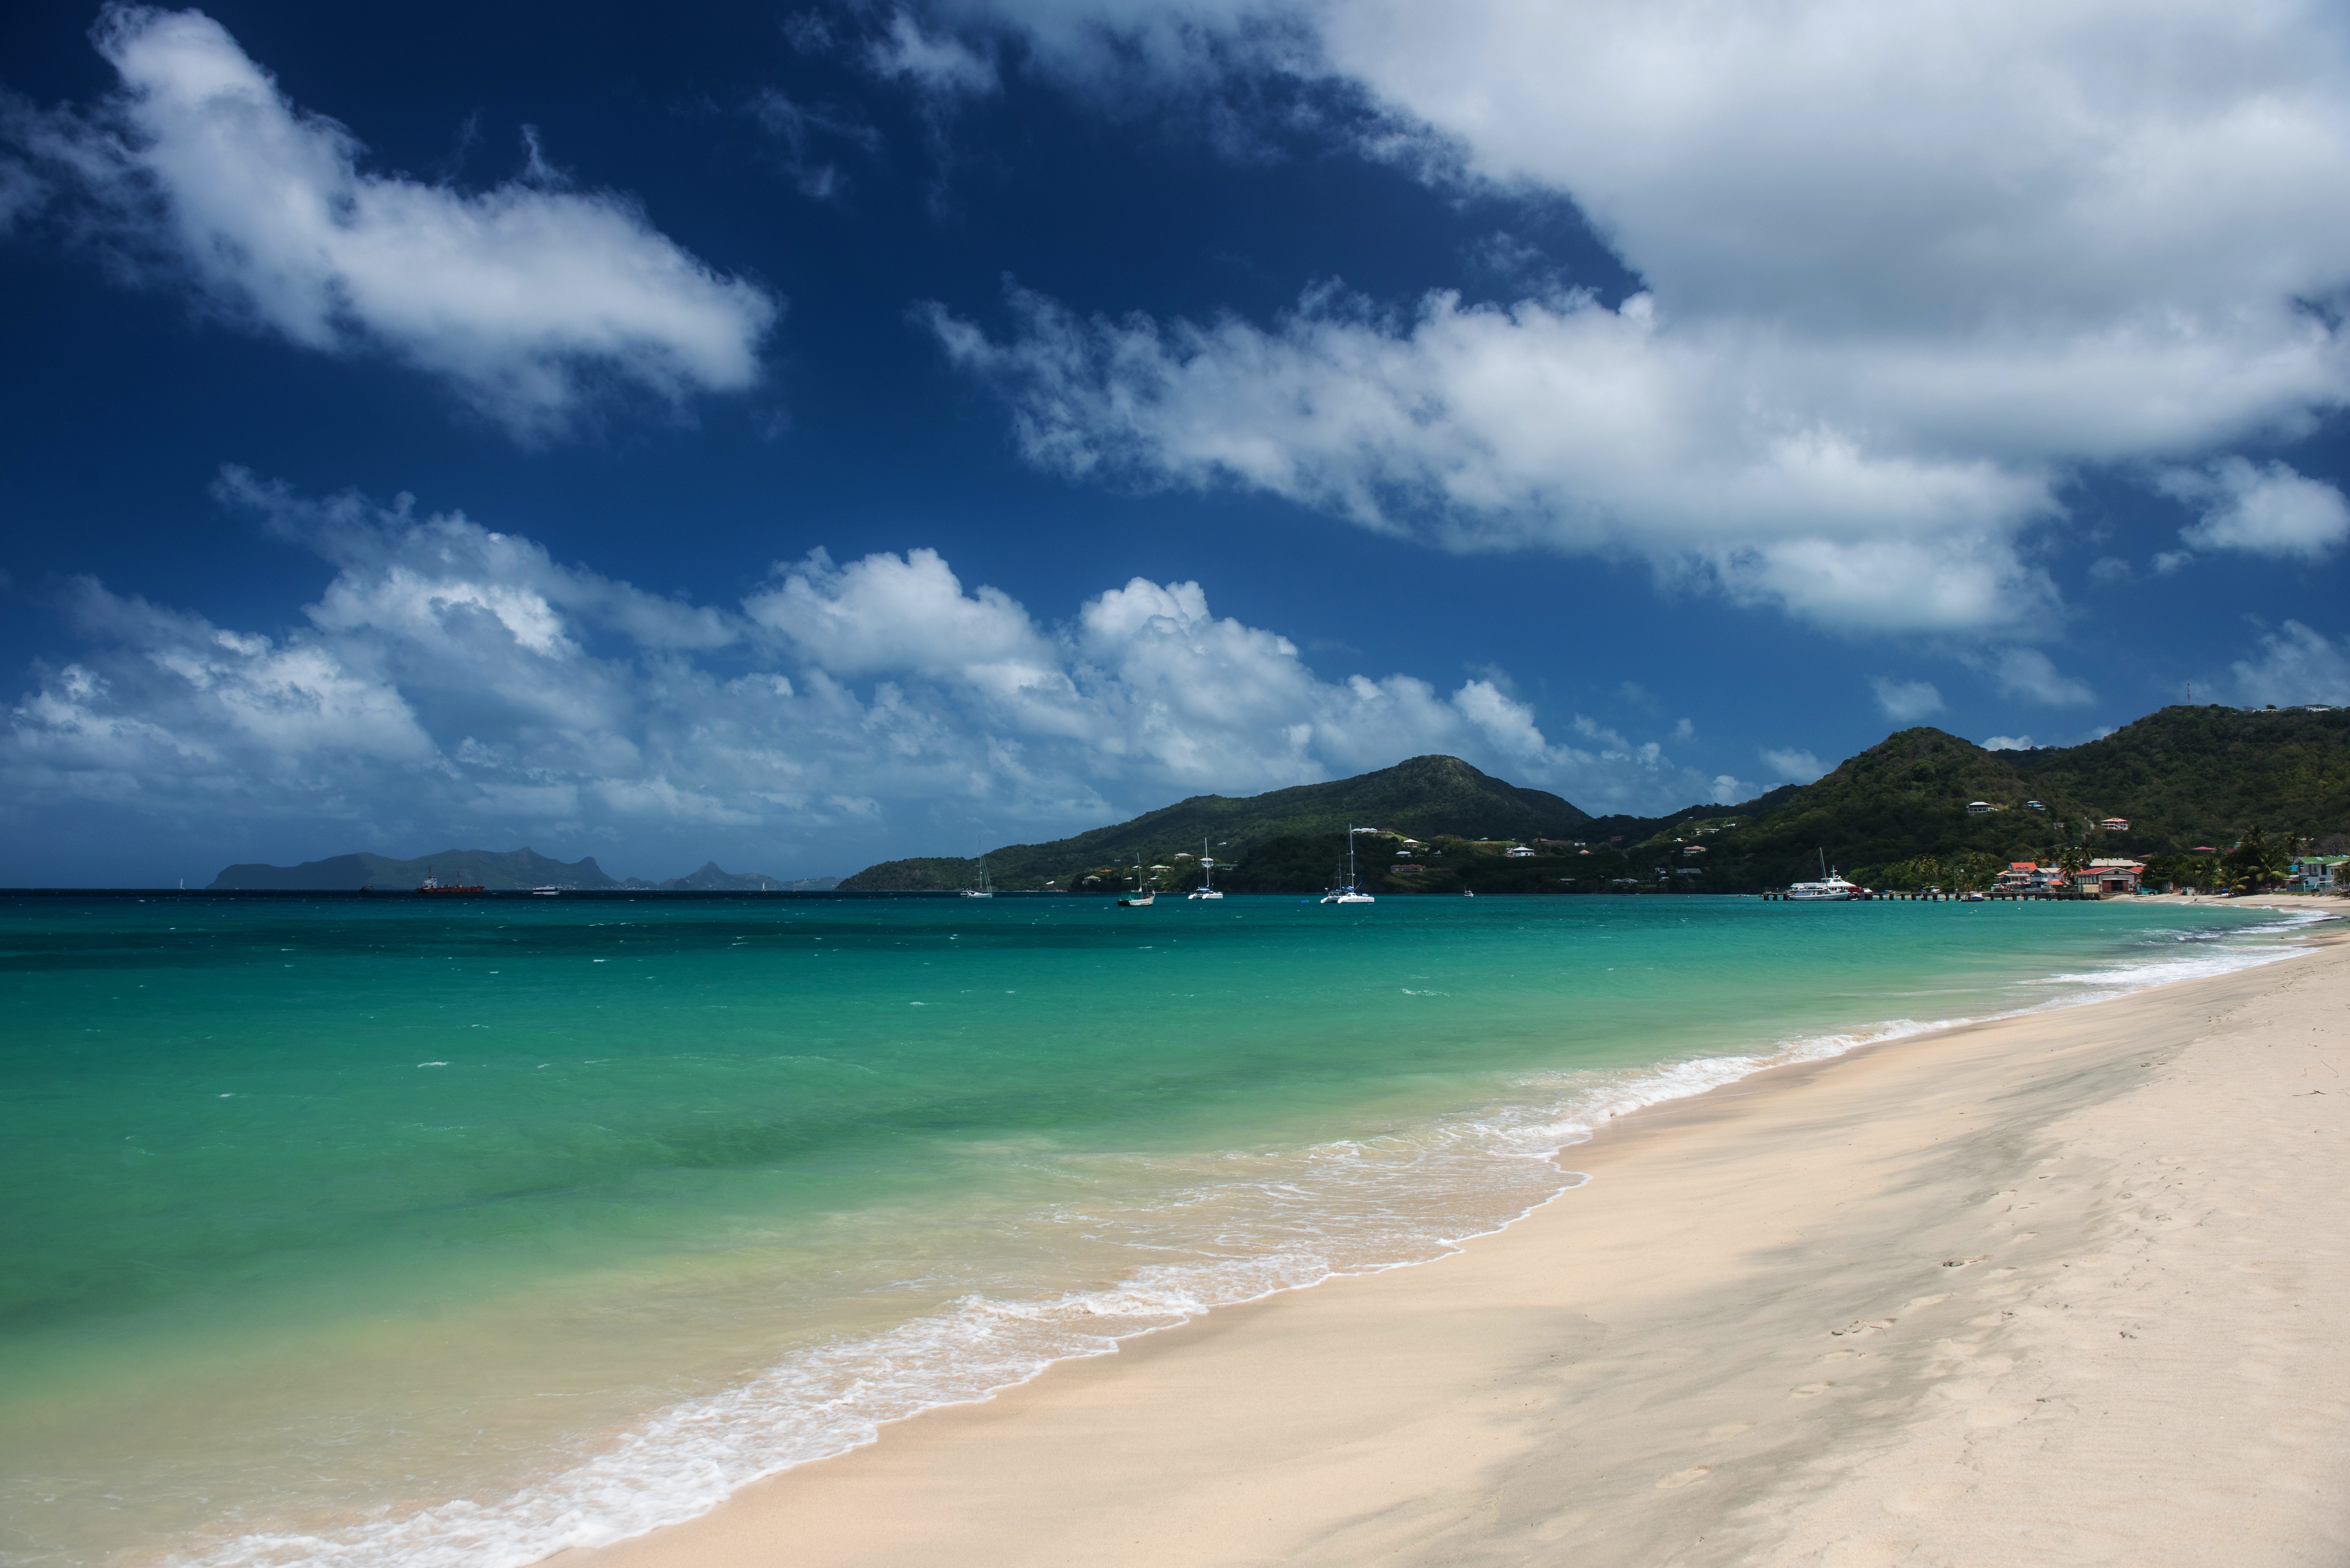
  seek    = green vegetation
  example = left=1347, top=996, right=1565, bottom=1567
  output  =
left=840, top=705, right=2350, bottom=897
left=836, top=755, right=1590, bottom=891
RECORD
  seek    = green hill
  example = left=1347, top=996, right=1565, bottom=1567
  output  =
left=2010, top=706, right=2350, bottom=846
left=836, top=754, right=1592, bottom=891
left=209, top=847, right=624, bottom=891
left=207, top=849, right=827, bottom=892
left=843, top=705, right=2350, bottom=897
left=1657, top=707, right=2350, bottom=893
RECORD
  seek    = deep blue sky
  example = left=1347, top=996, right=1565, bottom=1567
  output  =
left=3, top=0, right=2346, bottom=884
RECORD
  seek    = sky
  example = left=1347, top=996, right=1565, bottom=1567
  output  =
left=2, top=0, right=2348, bottom=886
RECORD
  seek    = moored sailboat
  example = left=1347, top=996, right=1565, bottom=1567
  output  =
left=1187, top=839, right=1224, bottom=900
left=1319, top=827, right=1376, bottom=905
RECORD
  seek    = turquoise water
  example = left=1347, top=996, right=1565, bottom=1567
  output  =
left=0, top=892, right=2316, bottom=1566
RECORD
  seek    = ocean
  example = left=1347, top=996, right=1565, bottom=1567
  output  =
left=0, top=891, right=2319, bottom=1567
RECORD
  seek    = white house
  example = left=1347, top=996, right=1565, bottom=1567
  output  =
left=1967, top=801, right=1993, bottom=814
left=2088, top=858, right=2143, bottom=893
left=2100, top=817, right=2130, bottom=833
left=1505, top=845, right=1536, bottom=858
left=2288, top=855, right=2347, bottom=892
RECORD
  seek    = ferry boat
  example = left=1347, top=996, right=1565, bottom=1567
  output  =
left=416, top=875, right=485, bottom=895
left=1319, top=828, right=1377, bottom=905
left=1186, top=839, right=1224, bottom=900
left=1784, top=850, right=1861, bottom=901
left=529, top=887, right=560, bottom=897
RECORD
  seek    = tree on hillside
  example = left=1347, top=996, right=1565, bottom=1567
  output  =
left=2055, top=843, right=2085, bottom=878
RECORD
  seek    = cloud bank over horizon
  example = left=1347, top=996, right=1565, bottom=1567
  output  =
left=925, top=0, right=2350, bottom=633
left=3, top=6, right=778, bottom=438
left=2, top=476, right=1757, bottom=884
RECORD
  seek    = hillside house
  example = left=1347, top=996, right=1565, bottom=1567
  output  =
left=1967, top=801, right=1993, bottom=814
left=2100, top=817, right=2129, bottom=832
left=2026, top=800, right=2046, bottom=811
left=1505, top=845, right=1535, bottom=858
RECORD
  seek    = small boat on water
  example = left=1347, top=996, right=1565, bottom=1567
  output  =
left=1118, top=857, right=1155, bottom=907
left=1319, top=827, right=1376, bottom=905
left=1784, top=850, right=1861, bottom=901
left=416, top=875, right=485, bottom=895
left=960, top=856, right=994, bottom=899
left=1187, top=839, right=1224, bottom=900
left=530, top=886, right=560, bottom=897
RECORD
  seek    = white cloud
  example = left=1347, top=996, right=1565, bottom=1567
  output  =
left=2225, top=621, right=2350, bottom=706
left=1987, top=647, right=2096, bottom=706
left=930, top=0, right=2350, bottom=632
left=2087, top=556, right=2132, bottom=585
left=928, top=285, right=2064, bottom=633
left=868, top=11, right=1001, bottom=98
left=1869, top=676, right=1945, bottom=722
left=1759, top=747, right=1824, bottom=783
left=1708, top=773, right=1753, bottom=804
left=6, top=8, right=776, bottom=437
left=2158, top=457, right=2350, bottom=561
left=3, top=476, right=1737, bottom=882
left=1980, top=734, right=2034, bottom=751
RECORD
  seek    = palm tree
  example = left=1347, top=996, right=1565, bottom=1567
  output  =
left=2223, top=826, right=2287, bottom=893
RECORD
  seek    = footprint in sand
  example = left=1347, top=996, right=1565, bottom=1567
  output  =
left=1830, top=1319, right=1895, bottom=1337
left=1792, top=1382, right=1835, bottom=1397
left=1657, top=1467, right=1712, bottom=1489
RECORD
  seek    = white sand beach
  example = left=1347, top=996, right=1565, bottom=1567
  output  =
left=563, top=915, right=2350, bottom=1568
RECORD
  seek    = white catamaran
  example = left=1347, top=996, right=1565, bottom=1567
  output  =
left=1785, top=850, right=1863, bottom=901
left=1320, top=828, right=1377, bottom=905
left=1187, top=839, right=1224, bottom=900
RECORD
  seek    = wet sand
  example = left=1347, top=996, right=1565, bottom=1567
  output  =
left=562, top=918, right=2350, bottom=1567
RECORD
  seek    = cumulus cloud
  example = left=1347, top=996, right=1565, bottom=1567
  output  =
left=1980, top=735, right=2034, bottom=751
left=1986, top=647, right=2096, bottom=706
left=926, top=285, right=2065, bottom=632
left=2157, top=457, right=2350, bottom=561
left=3, top=476, right=1741, bottom=882
left=1869, top=677, right=1945, bottom=722
left=2224, top=621, right=2350, bottom=707
left=927, top=0, right=2350, bottom=632
left=5, top=7, right=776, bottom=437
left=1759, top=747, right=1824, bottom=783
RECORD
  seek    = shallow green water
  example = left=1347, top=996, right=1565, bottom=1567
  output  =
left=0, top=892, right=2312, bottom=1566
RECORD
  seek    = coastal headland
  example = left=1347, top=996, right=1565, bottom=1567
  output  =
left=562, top=903, right=2350, bottom=1567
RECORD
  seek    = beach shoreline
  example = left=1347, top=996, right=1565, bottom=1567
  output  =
left=550, top=907, right=2350, bottom=1568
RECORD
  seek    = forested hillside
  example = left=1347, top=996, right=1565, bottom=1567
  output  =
left=841, top=706, right=2350, bottom=896
left=837, top=755, right=1590, bottom=891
